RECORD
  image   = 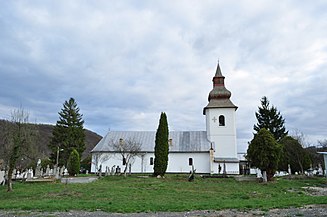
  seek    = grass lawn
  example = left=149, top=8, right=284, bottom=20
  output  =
left=0, top=175, right=326, bottom=213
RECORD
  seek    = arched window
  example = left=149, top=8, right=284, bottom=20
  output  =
left=219, top=115, right=225, bottom=126
left=189, top=158, right=193, bottom=166
left=123, top=157, right=126, bottom=165
left=150, top=157, right=154, bottom=165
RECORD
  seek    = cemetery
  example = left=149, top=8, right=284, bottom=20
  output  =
left=0, top=170, right=327, bottom=213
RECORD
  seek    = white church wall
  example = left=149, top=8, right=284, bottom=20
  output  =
left=91, top=153, right=154, bottom=174
left=167, top=153, right=210, bottom=173
left=91, top=152, right=210, bottom=174
left=212, top=162, right=239, bottom=174
left=205, top=108, right=237, bottom=158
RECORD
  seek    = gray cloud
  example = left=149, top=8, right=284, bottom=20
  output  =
left=0, top=0, right=326, bottom=151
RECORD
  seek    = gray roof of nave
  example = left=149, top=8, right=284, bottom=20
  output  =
left=91, top=131, right=211, bottom=153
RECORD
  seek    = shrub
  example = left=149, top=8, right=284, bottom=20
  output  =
left=67, top=149, right=80, bottom=176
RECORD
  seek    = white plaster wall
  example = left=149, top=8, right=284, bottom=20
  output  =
left=212, top=162, right=239, bottom=174
left=205, top=108, right=237, bottom=158
left=91, top=153, right=154, bottom=173
left=91, top=152, right=211, bottom=174
left=167, top=153, right=210, bottom=173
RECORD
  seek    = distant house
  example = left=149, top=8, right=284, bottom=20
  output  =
left=91, top=63, right=240, bottom=174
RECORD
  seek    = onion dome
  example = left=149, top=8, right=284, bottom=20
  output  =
left=203, top=62, right=237, bottom=114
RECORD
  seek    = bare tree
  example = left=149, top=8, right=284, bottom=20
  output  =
left=5, top=108, right=35, bottom=192
left=318, top=139, right=327, bottom=150
left=111, top=138, right=142, bottom=176
left=290, top=129, right=309, bottom=147
left=92, top=152, right=110, bottom=174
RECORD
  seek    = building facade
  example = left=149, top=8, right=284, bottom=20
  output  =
left=91, top=63, right=240, bottom=174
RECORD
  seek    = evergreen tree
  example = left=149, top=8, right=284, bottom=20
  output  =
left=254, top=96, right=288, bottom=141
left=49, top=98, right=85, bottom=166
left=153, top=112, right=169, bottom=177
left=67, top=149, right=80, bottom=176
left=278, top=136, right=311, bottom=173
left=247, top=128, right=281, bottom=181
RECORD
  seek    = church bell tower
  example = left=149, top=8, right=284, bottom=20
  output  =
left=203, top=62, right=239, bottom=174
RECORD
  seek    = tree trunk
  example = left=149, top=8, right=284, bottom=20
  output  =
left=123, top=158, right=129, bottom=177
left=266, top=168, right=275, bottom=181
left=7, top=167, right=13, bottom=192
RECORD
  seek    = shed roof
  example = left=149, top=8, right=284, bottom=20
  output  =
left=91, top=131, right=211, bottom=153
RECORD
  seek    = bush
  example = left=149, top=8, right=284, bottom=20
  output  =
left=67, top=149, right=80, bottom=176
left=80, top=155, right=91, bottom=173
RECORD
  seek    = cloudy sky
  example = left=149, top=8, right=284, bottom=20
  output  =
left=1, top=0, right=326, bottom=152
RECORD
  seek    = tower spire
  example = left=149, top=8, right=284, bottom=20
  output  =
left=203, top=62, right=237, bottom=114
left=215, top=60, right=223, bottom=77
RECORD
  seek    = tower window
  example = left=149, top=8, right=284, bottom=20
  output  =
left=150, top=157, right=154, bottom=165
left=219, top=115, right=225, bottom=126
left=189, top=158, right=193, bottom=166
left=123, top=157, right=126, bottom=165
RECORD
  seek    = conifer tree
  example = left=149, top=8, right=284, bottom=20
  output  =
left=247, top=128, right=281, bottom=181
left=67, top=149, right=80, bottom=176
left=278, top=136, right=311, bottom=173
left=254, top=96, right=288, bottom=141
left=153, top=112, right=169, bottom=177
left=49, top=98, right=85, bottom=166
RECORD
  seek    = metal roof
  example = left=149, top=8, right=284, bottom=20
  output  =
left=91, top=131, right=211, bottom=153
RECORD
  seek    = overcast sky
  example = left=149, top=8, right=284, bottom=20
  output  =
left=1, top=0, right=326, bottom=152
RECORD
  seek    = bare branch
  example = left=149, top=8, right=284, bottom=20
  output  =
left=110, top=138, right=142, bottom=176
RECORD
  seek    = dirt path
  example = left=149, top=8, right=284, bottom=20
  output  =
left=0, top=205, right=326, bottom=217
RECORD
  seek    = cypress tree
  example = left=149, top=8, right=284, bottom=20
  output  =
left=49, top=97, right=85, bottom=166
left=254, top=96, right=288, bottom=141
left=153, top=112, right=169, bottom=177
left=67, top=149, right=80, bottom=176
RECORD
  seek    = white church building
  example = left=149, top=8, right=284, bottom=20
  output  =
left=91, top=63, right=240, bottom=174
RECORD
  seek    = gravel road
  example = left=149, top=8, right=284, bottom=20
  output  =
left=0, top=205, right=326, bottom=217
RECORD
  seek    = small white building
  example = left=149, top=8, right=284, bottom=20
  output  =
left=91, top=62, right=240, bottom=174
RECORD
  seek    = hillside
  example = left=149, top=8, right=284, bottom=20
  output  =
left=0, top=120, right=102, bottom=162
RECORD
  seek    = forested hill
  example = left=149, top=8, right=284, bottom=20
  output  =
left=0, top=119, right=102, bottom=160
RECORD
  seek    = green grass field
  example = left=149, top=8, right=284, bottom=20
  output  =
left=0, top=175, right=326, bottom=213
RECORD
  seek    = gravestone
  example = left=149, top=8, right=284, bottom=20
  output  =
left=60, top=166, right=65, bottom=177
left=16, top=170, right=22, bottom=179
left=256, top=169, right=262, bottom=178
left=188, top=165, right=196, bottom=182
left=223, top=161, right=226, bottom=175
left=307, top=165, right=313, bottom=176
left=129, top=164, right=132, bottom=175
left=49, top=169, right=54, bottom=176
left=98, top=165, right=102, bottom=176
left=45, top=165, right=50, bottom=176
left=0, top=171, right=5, bottom=185
left=116, top=166, right=121, bottom=175
left=318, top=164, right=323, bottom=176
left=29, top=168, right=34, bottom=177
left=111, top=165, right=116, bottom=175
left=26, top=171, right=32, bottom=180
left=37, top=159, right=41, bottom=167
left=262, top=171, right=267, bottom=182
left=105, top=166, right=109, bottom=176
left=12, top=169, right=17, bottom=179
left=64, top=168, right=69, bottom=176
left=55, top=167, right=60, bottom=179
left=288, top=164, right=291, bottom=175
left=35, top=164, right=42, bottom=177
